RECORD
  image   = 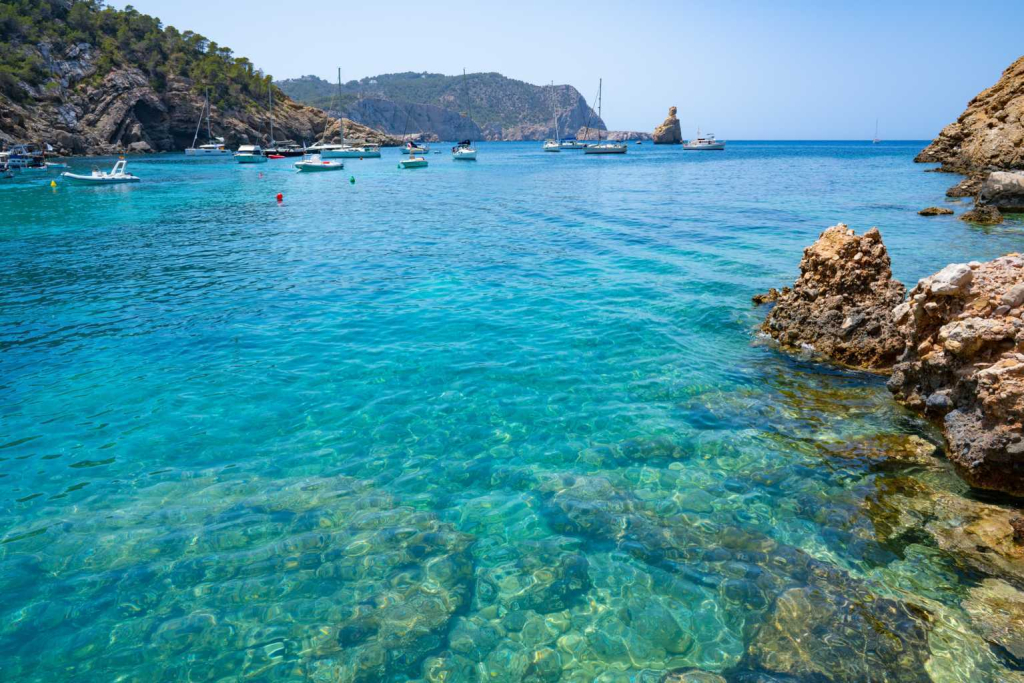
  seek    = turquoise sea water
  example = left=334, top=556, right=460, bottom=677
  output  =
left=1, top=142, right=1023, bottom=681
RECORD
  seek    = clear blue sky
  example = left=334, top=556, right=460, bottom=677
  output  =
left=113, top=0, right=1022, bottom=139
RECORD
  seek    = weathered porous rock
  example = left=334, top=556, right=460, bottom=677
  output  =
left=760, top=224, right=907, bottom=370
left=661, top=669, right=726, bottom=683
left=946, top=175, right=983, bottom=198
left=918, top=206, right=954, bottom=216
left=960, top=204, right=1005, bottom=225
left=573, top=127, right=652, bottom=141
left=752, top=287, right=788, bottom=305
left=887, top=254, right=1024, bottom=495
left=963, top=579, right=1024, bottom=660
left=979, top=170, right=1024, bottom=212
left=653, top=106, right=682, bottom=144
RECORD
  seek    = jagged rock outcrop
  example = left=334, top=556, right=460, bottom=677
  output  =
left=980, top=171, right=1024, bottom=212
left=0, top=45, right=397, bottom=155
left=888, top=255, right=1024, bottom=495
left=917, top=55, right=1024, bottom=206
left=918, top=206, right=954, bottom=216
left=759, top=224, right=907, bottom=370
left=961, top=204, right=1005, bottom=225
left=917, top=55, right=1024, bottom=174
left=652, top=106, right=682, bottom=144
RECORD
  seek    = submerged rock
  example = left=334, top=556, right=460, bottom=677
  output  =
left=760, top=223, right=907, bottom=370
left=653, top=106, right=682, bottom=144
left=918, top=206, right=955, bottom=216
left=661, top=669, right=726, bottom=683
left=963, top=578, right=1024, bottom=659
left=744, top=582, right=933, bottom=682
left=888, top=254, right=1024, bottom=495
left=960, top=204, right=1005, bottom=225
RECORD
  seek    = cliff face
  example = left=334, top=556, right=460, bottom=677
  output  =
left=277, top=73, right=605, bottom=141
left=0, top=43, right=397, bottom=155
left=917, top=55, right=1024, bottom=174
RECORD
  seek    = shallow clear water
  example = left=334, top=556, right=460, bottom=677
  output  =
left=1, top=142, right=1022, bottom=681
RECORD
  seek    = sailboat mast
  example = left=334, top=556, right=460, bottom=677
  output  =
left=338, top=67, right=344, bottom=146
left=269, top=84, right=274, bottom=145
left=551, top=81, right=559, bottom=143
left=597, top=79, right=602, bottom=143
left=206, top=87, right=212, bottom=141
left=463, top=68, right=470, bottom=143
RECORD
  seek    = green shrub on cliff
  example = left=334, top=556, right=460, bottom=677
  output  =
left=0, top=0, right=276, bottom=108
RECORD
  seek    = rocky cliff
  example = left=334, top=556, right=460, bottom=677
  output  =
left=277, top=72, right=606, bottom=141
left=0, top=5, right=398, bottom=155
left=652, top=106, right=682, bottom=144
left=758, top=225, right=1024, bottom=496
left=917, top=55, right=1024, bottom=174
left=573, top=128, right=653, bottom=142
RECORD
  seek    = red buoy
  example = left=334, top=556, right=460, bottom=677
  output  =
left=276, top=193, right=283, bottom=203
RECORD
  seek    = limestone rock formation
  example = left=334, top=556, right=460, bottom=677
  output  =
left=918, top=206, right=954, bottom=216
left=573, top=127, right=653, bottom=142
left=653, top=106, right=682, bottom=144
left=887, top=254, right=1024, bottom=495
left=759, top=224, right=907, bottom=370
left=979, top=171, right=1024, bottom=212
left=917, top=55, right=1024, bottom=174
left=960, top=204, right=1005, bottom=225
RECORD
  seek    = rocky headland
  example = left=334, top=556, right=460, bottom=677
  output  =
left=916, top=54, right=1024, bottom=216
left=652, top=106, right=682, bottom=144
left=759, top=224, right=1024, bottom=497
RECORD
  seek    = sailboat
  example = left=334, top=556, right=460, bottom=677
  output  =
left=398, top=102, right=428, bottom=169
left=584, top=79, right=627, bottom=154
left=185, top=88, right=230, bottom=156
left=452, top=69, right=477, bottom=160
left=543, top=81, right=561, bottom=152
left=872, top=119, right=882, bottom=144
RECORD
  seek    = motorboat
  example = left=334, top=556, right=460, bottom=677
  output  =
left=560, top=139, right=588, bottom=150
left=235, top=145, right=268, bottom=163
left=264, top=143, right=305, bottom=157
left=309, top=142, right=381, bottom=159
left=186, top=88, right=231, bottom=156
left=452, top=139, right=476, bottom=160
left=7, top=144, right=48, bottom=169
left=398, top=155, right=428, bottom=169
left=294, top=153, right=344, bottom=172
left=583, top=80, right=627, bottom=155
left=543, top=140, right=561, bottom=152
left=0, top=152, right=13, bottom=179
left=682, top=129, right=726, bottom=150
left=60, top=158, right=140, bottom=184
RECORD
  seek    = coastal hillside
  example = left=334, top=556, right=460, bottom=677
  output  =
left=917, top=55, right=1024, bottom=173
left=276, top=72, right=606, bottom=141
left=0, top=0, right=397, bottom=153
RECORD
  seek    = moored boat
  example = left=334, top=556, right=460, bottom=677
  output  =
left=452, top=140, right=476, bottom=160
left=398, top=155, right=428, bottom=169
left=401, top=142, right=429, bottom=155
left=60, top=158, right=140, bottom=184
left=294, top=153, right=345, bottom=172
left=186, top=88, right=231, bottom=156
left=682, top=129, right=725, bottom=150
left=543, top=81, right=561, bottom=152
left=235, top=145, right=268, bottom=163
left=7, top=144, right=48, bottom=169
left=583, top=79, right=627, bottom=155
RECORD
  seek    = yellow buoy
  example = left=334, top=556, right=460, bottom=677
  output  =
left=50, top=180, right=57, bottom=188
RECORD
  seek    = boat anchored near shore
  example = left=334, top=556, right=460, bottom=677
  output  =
left=682, top=129, right=725, bottom=150
left=584, top=79, right=627, bottom=155
left=60, top=157, right=140, bottom=184
left=294, top=153, right=344, bottom=172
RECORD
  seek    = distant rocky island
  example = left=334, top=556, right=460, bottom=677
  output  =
left=0, top=1, right=398, bottom=154
left=276, top=72, right=609, bottom=142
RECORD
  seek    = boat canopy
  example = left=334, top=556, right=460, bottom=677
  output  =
left=458, top=140, right=471, bottom=146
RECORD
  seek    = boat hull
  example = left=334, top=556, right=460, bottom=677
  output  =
left=584, top=145, right=628, bottom=155
left=60, top=173, right=140, bottom=184
left=398, top=158, right=428, bottom=169
left=452, top=149, right=476, bottom=160
left=682, top=143, right=726, bottom=150
left=401, top=147, right=429, bottom=155
left=294, top=161, right=344, bottom=172
left=324, top=148, right=382, bottom=159
left=185, top=148, right=231, bottom=156
left=235, top=155, right=269, bottom=164
left=543, top=145, right=561, bottom=152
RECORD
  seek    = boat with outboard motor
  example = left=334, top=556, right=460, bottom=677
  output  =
left=452, top=140, right=476, bottom=160
left=294, top=153, right=345, bottom=172
left=401, top=142, right=429, bottom=155
left=60, top=157, right=140, bottom=184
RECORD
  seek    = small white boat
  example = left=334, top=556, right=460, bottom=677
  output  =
left=398, top=155, right=428, bottom=169
left=560, top=140, right=588, bottom=150
left=309, top=143, right=381, bottom=159
left=186, top=88, right=231, bottom=156
left=186, top=142, right=230, bottom=156
left=452, top=140, right=476, bottom=160
left=235, top=145, right=268, bottom=163
left=872, top=118, right=882, bottom=144
left=0, top=152, right=13, bottom=179
left=60, top=158, right=140, bottom=184
left=294, top=153, right=344, bottom=172
left=544, top=82, right=562, bottom=152
left=682, top=129, right=725, bottom=150
left=543, top=140, right=561, bottom=152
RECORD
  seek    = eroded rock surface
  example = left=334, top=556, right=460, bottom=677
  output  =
left=919, top=206, right=954, bottom=216
left=979, top=171, right=1024, bottom=212
left=653, top=106, right=682, bottom=144
left=887, top=254, right=1024, bottom=495
left=961, top=204, right=1005, bottom=225
left=760, top=224, right=906, bottom=370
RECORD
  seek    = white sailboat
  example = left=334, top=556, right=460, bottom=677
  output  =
left=872, top=119, right=882, bottom=144
left=398, top=103, right=428, bottom=169
left=185, top=88, right=230, bottom=156
left=295, top=153, right=344, bottom=172
left=584, top=79, right=627, bottom=155
left=543, top=81, right=561, bottom=152
left=452, top=69, right=477, bottom=160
